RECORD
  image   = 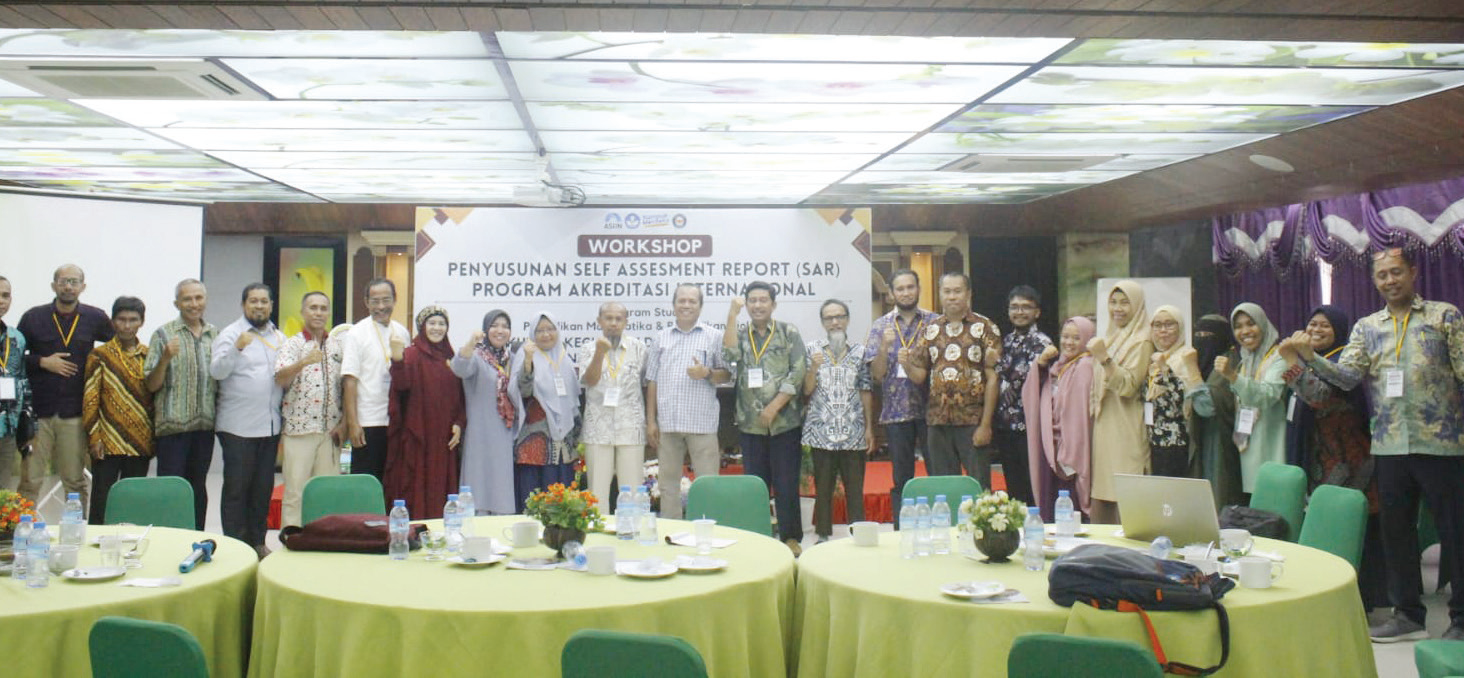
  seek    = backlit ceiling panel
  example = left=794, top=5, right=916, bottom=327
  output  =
left=0, top=30, right=1460, bottom=204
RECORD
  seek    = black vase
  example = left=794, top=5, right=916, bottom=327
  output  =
left=541, top=525, right=586, bottom=556
left=975, top=529, right=1020, bottom=563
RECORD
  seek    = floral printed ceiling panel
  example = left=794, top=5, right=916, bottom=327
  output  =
left=0, top=29, right=1458, bottom=204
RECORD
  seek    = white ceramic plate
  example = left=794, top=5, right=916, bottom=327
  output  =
left=674, top=555, right=728, bottom=573
left=62, top=566, right=127, bottom=581
left=90, top=534, right=143, bottom=547
left=447, top=554, right=505, bottom=568
left=941, top=581, right=1008, bottom=600
left=616, top=561, right=679, bottom=579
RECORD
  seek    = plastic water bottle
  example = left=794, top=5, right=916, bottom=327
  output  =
left=1023, top=507, right=1045, bottom=572
left=914, top=497, right=932, bottom=557
left=340, top=441, right=352, bottom=475
left=615, top=486, right=635, bottom=541
left=61, top=492, right=85, bottom=547
left=388, top=500, right=410, bottom=561
left=442, top=494, right=463, bottom=553
left=931, top=494, right=951, bottom=555
left=1055, top=490, right=1077, bottom=539
left=1150, top=536, right=1173, bottom=560
left=457, top=485, right=476, bottom=537
left=898, top=498, right=917, bottom=559
left=11, top=514, right=32, bottom=580
left=27, top=521, right=50, bottom=589
left=636, top=501, right=658, bottom=546
left=957, top=495, right=975, bottom=557
left=632, top=486, right=652, bottom=543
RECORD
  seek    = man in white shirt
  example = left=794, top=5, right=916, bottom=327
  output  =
left=341, top=278, right=409, bottom=486
left=578, top=302, right=648, bottom=503
left=273, top=291, right=345, bottom=528
left=210, top=283, right=284, bottom=558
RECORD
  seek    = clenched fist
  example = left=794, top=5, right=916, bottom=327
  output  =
left=1037, top=344, right=1059, bottom=367
left=1086, top=336, right=1109, bottom=365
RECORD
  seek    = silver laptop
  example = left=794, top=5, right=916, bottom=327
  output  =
left=1114, top=474, right=1221, bottom=546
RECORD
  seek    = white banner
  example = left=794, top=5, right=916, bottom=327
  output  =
left=413, top=207, right=873, bottom=354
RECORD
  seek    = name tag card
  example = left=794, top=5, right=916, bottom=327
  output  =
left=1144, top=401, right=1155, bottom=426
left=602, top=386, right=621, bottom=407
left=0, top=377, right=13, bottom=401
left=1236, top=407, right=1257, bottom=435
left=553, top=375, right=568, bottom=397
left=747, top=368, right=765, bottom=388
left=1385, top=368, right=1404, bottom=399
left=896, top=364, right=908, bottom=380
left=1286, top=395, right=1297, bottom=422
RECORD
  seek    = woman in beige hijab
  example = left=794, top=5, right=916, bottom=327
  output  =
left=1086, top=280, right=1154, bottom=524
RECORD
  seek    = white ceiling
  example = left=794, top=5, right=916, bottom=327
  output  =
left=1, top=29, right=1463, bottom=205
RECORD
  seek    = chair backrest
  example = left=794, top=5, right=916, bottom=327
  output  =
left=104, top=477, right=196, bottom=530
left=685, top=475, right=772, bottom=537
left=1299, top=484, right=1369, bottom=570
left=1008, top=633, right=1162, bottom=678
left=902, top=475, right=983, bottom=520
left=90, top=616, right=208, bottom=678
left=302, top=474, right=386, bottom=524
left=1249, top=462, right=1306, bottom=542
left=562, top=629, right=707, bottom=678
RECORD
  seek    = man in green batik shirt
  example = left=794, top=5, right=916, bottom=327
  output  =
left=723, top=280, right=807, bottom=555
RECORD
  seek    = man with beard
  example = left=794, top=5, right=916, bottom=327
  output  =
left=902, top=273, right=1002, bottom=483
left=210, top=283, right=284, bottom=558
left=994, top=285, right=1051, bottom=504
left=802, top=299, right=874, bottom=543
left=578, top=301, right=648, bottom=504
left=341, top=278, right=410, bottom=485
left=865, top=269, right=940, bottom=509
left=17, top=264, right=113, bottom=512
left=145, top=278, right=217, bottom=530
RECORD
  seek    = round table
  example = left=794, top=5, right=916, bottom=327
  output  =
left=0, top=526, right=257, bottom=678
left=248, top=515, right=795, bottom=678
left=793, top=526, right=1376, bottom=677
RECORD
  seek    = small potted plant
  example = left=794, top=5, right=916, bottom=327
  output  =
left=524, top=473, right=604, bottom=556
left=963, top=491, right=1028, bottom=563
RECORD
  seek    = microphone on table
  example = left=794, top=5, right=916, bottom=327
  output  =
left=179, top=539, right=217, bottom=573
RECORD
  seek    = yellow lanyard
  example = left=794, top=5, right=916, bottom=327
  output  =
left=894, top=315, right=923, bottom=349
left=603, top=343, right=625, bottom=380
left=1393, top=309, right=1412, bottom=363
left=544, top=347, right=563, bottom=374
left=1055, top=352, right=1089, bottom=380
left=118, top=343, right=145, bottom=381
left=1249, top=345, right=1278, bottom=381
left=374, top=323, right=392, bottom=365
left=0, top=335, right=10, bottom=375
left=252, top=329, right=279, bottom=351
left=1322, top=346, right=1343, bottom=360
left=748, top=322, right=775, bottom=365
left=52, top=312, right=79, bottom=348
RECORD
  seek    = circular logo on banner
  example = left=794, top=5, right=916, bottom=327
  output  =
left=672, top=214, right=688, bottom=228
left=604, top=213, right=622, bottom=229
left=625, top=214, right=642, bottom=230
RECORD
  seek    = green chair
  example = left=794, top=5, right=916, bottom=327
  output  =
left=1008, top=633, right=1162, bottom=678
left=301, top=474, right=386, bottom=524
left=902, top=475, right=983, bottom=522
left=1298, top=485, right=1368, bottom=569
left=1417, top=640, right=1464, bottom=678
left=104, top=477, right=196, bottom=530
left=686, top=475, right=772, bottom=537
left=562, top=629, right=707, bottom=678
left=90, top=616, right=208, bottom=678
left=1249, top=462, right=1306, bottom=542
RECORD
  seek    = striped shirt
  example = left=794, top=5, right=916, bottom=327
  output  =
left=646, top=322, right=726, bottom=435
left=144, top=318, right=217, bottom=437
left=83, top=339, right=153, bottom=457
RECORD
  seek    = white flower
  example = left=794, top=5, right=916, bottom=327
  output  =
left=973, top=528, right=984, bottom=540
left=995, top=490, right=1008, bottom=501
left=991, top=514, right=1009, bottom=532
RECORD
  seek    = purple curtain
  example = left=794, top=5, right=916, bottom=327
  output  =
left=1213, top=204, right=1318, bottom=333
left=1217, top=264, right=1321, bottom=335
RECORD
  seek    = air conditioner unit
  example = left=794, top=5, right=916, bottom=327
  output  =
left=939, top=154, right=1117, bottom=173
left=0, top=58, right=266, bottom=100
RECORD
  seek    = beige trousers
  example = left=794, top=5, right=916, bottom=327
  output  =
left=655, top=432, right=719, bottom=519
left=281, top=432, right=340, bottom=528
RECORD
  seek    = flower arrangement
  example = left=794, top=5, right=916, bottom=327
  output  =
left=962, top=490, right=1027, bottom=541
left=0, top=489, right=38, bottom=534
left=524, top=475, right=604, bottom=533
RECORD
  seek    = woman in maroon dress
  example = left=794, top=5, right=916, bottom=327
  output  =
left=385, top=306, right=466, bottom=519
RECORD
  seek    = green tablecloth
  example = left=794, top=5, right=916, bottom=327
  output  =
left=793, top=526, right=1375, bottom=677
left=0, top=526, right=257, bottom=678
left=248, top=515, right=795, bottom=678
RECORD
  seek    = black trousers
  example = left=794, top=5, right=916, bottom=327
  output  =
left=742, top=428, right=803, bottom=542
left=994, top=429, right=1034, bottom=504
left=1376, top=454, right=1464, bottom=626
left=1150, top=443, right=1191, bottom=478
left=885, top=419, right=926, bottom=511
left=88, top=455, right=151, bottom=525
left=154, top=430, right=215, bottom=530
left=352, top=426, right=389, bottom=492
left=218, top=432, right=280, bottom=547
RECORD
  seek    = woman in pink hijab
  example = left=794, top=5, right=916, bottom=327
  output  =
left=1022, top=316, right=1096, bottom=520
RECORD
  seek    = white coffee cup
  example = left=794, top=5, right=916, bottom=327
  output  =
left=1238, top=556, right=1284, bottom=589
left=461, top=536, right=496, bottom=562
left=851, top=521, right=880, bottom=547
left=587, top=546, right=616, bottom=575
left=502, top=521, right=540, bottom=548
left=692, top=518, right=717, bottom=555
left=1219, top=528, right=1253, bottom=559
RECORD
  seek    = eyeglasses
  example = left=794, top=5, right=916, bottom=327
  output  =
left=1008, top=303, right=1037, bottom=312
left=54, top=277, right=82, bottom=286
left=534, top=327, right=556, bottom=335
left=366, top=297, right=393, bottom=307
left=821, top=314, right=849, bottom=322
left=1151, top=321, right=1180, bottom=330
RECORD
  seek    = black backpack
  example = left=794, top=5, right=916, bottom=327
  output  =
left=1048, top=544, right=1235, bottom=676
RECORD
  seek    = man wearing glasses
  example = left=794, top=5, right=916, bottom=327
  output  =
left=341, top=278, right=410, bottom=487
left=802, top=299, right=874, bottom=544
left=17, top=264, right=113, bottom=514
left=994, top=285, right=1051, bottom=504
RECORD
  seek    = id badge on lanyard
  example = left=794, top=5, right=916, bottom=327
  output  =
left=0, top=377, right=13, bottom=401
left=1236, top=407, right=1257, bottom=435
left=1385, top=368, right=1404, bottom=399
left=554, top=374, right=568, bottom=397
left=603, top=386, right=621, bottom=407
left=747, top=368, right=765, bottom=389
